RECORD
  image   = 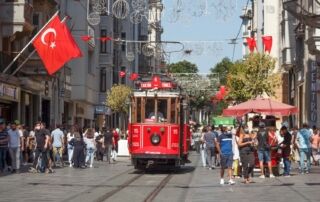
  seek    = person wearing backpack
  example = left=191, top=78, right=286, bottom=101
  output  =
left=256, top=122, right=275, bottom=178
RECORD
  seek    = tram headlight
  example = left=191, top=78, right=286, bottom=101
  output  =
left=151, top=133, right=161, bottom=145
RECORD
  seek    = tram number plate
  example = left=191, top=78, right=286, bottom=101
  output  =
left=132, top=142, right=140, bottom=147
left=171, top=143, right=179, bottom=148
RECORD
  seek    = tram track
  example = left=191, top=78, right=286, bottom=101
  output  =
left=143, top=174, right=173, bottom=202
left=93, top=172, right=174, bottom=202
left=61, top=167, right=136, bottom=202
left=94, top=173, right=144, bottom=202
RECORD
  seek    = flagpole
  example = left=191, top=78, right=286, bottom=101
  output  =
left=10, top=16, right=69, bottom=76
left=2, top=10, right=60, bottom=74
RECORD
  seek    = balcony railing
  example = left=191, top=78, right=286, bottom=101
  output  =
left=281, top=48, right=295, bottom=70
left=283, top=0, right=320, bottom=28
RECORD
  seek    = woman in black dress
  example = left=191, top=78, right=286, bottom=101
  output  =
left=238, top=127, right=256, bottom=184
left=69, top=132, right=85, bottom=168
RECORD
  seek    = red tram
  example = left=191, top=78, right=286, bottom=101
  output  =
left=128, top=75, right=191, bottom=169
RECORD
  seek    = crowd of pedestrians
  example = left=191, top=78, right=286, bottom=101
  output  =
left=0, top=117, right=122, bottom=175
left=192, top=122, right=320, bottom=185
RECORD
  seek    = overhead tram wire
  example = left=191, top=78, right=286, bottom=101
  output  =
left=231, top=0, right=251, bottom=61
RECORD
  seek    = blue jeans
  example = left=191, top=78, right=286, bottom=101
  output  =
left=0, top=147, right=8, bottom=171
left=258, top=150, right=271, bottom=162
left=299, top=148, right=311, bottom=172
left=85, top=148, right=95, bottom=166
left=283, top=157, right=291, bottom=175
left=68, top=144, right=74, bottom=164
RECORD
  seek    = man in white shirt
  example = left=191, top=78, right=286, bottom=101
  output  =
left=8, top=122, right=23, bottom=173
left=51, top=124, right=64, bottom=167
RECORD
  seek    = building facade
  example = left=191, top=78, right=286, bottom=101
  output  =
left=0, top=0, right=163, bottom=130
left=282, top=0, right=320, bottom=127
left=242, top=0, right=320, bottom=127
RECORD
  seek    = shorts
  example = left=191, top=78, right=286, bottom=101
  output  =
left=220, top=154, right=233, bottom=169
left=258, top=150, right=271, bottom=162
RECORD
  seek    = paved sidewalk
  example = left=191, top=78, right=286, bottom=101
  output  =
left=186, top=153, right=320, bottom=202
left=0, top=153, right=319, bottom=202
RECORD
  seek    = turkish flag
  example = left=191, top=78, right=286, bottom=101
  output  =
left=246, top=37, right=256, bottom=53
left=100, top=37, right=113, bottom=42
left=33, top=15, right=82, bottom=75
left=220, top=85, right=226, bottom=96
left=262, top=36, right=273, bottom=53
left=130, top=73, right=138, bottom=81
left=119, top=71, right=126, bottom=78
left=81, top=35, right=92, bottom=41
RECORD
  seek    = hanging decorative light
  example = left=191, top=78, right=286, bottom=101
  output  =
left=112, top=0, right=130, bottom=19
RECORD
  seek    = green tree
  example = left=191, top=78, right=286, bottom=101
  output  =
left=167, top=60, right=198, bottom=73
left=106, top=85, right=132, bottom=113
left=210, top=57, right=233, bottom=85
left=227, top=53, right=281, bottom=102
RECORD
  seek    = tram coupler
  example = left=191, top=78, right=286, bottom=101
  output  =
left=146, top=160, right=155, bottom=168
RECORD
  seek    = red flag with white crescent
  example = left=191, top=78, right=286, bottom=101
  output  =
left=119, top=71, right=126, bottom=78
left=32, top=15, right=82, bottom=75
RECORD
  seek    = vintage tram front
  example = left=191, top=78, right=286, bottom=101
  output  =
left=128, top=75, right=190, bottom=170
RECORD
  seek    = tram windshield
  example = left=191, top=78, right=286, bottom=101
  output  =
left=131, top=97, right=179, bottom=124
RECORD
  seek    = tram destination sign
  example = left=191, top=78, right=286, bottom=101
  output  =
left=140, top=82, right=173, bottom=89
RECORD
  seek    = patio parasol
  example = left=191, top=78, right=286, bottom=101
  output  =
left=223, top=97, right=298, bottom=117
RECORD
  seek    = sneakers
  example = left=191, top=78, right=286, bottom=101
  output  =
left=69, top=164, right=73, bottom=168
left=89, top=164, right=93, bottom=168
left=269, top=174, right=275, bottom=178
left=259, top=175, right=265, bottom=179
left=228, top=179, right=236, bottom=185
left=283, top=175, right=290, bottom=178
left=220, top=179, right=225, bottom=185
left=28, top=167, right=37, bottom=173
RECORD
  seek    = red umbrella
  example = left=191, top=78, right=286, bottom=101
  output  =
left=223, top=97, right=298, bottom=116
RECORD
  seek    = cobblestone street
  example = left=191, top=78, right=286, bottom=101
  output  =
left=0, top=152, right=319, bottom=202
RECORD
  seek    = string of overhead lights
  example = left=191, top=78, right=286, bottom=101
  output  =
left=83, top=0, right=239, bottom=26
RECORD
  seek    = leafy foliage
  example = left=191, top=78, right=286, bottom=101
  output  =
left=210, top=57, right=233, bottom=85
left=227, top=53, right=281, bottom=102
left=106, top=85, right=132, bottom=113
left=167, top=60, right=198, bottom=73
left=190, top=94, right=210, bottom=110
left=213, top=101, right=229, bottom=116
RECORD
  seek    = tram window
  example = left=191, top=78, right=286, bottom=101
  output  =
left=144, top=98, right=168, bottom=122
left=145, top=98, right=155, bottom=121
left=136, top=98, right=141, bottom=123
left=157, top=99, right=168, bottom=122
left=171, top=98, right=177, bottom=123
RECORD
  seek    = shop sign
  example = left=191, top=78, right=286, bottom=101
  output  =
left=95, top=105, right=108, bottom=115
left=95, top=106, right=112, bottom=115
left=0, top=83, right=19, bottom=101
left=76, top=104, right=84, bottom=115
left=310, top=61, right=317, bottom=123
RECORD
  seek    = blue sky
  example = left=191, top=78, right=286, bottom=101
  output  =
left=162, top=0, right=247, bottom=73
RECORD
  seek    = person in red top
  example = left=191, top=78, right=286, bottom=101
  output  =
left=112, top=128, right=119, bottom=162
left=268, top=127, right=278, bottom=148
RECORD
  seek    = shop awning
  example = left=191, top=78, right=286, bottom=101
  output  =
left=212, top=116, right=235, bottom=127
